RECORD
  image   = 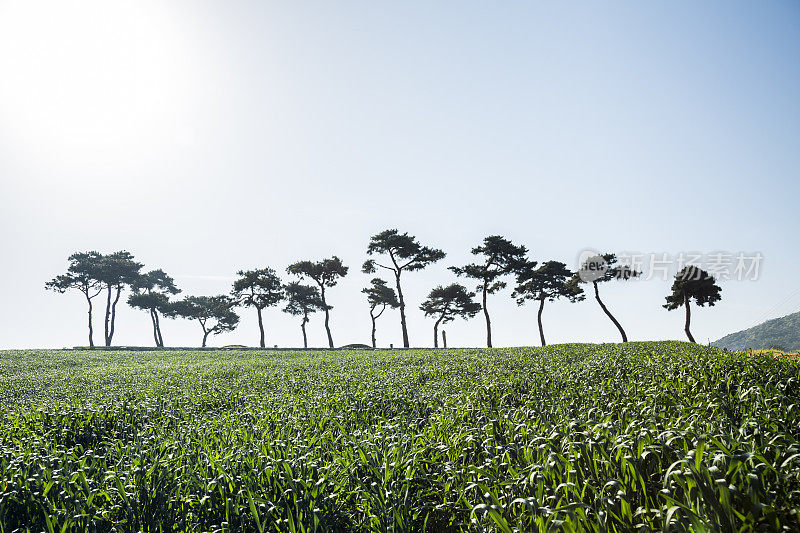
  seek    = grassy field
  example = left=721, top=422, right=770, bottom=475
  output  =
left=1, top=343, right=799, bottom=532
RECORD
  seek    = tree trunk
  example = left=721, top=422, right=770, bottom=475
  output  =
left=395, top=272, right=410, bottom=348
left=593, top=281, right=628, bottom=342
left=150, top=309, right=159, bottom=347
left=320, top=286, right=334, bottom=348
left=85, top=292, right=94, bottom=348
left=301, top=314, right=308, bottom=349
left=442, top=330, right=447, bottom=349
left=483, top=287, right=492, bottom=348
left=537, top=296, right=546, bottom=347
left=371, top=313, right=377, bottom=349
left=433, top=315, right=444, bottom=348
left=684, top=294, right=695, bottom=343
left=199, top=318, right=210, bottom=348
left=108, top=286, right=122, bottom=346
left=104, top=286, right=112, bottom=346
left=154, top=310, right=164, bottom=347
left=256, top=306, right=265, bottom=348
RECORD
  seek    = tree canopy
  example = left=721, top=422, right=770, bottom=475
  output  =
left=287, top=257, right=349, bottom=289
left=450, top=235, right=528, bottom=347
left=127, top=269, right=180, bottom=347
left=363, top=229, right=447, bottom=273
left=362, top=278, right=400, bottom=348
left=283, top=282, right=326, bottom=349
left=363, top=229, right=446, bottom=347
left=513, top=261, right=584, bottom=346
left=45, top=251, right=105, bottom=347
left=664, top=266, right=723, bottom=310
left=420, top=283, right=481, bottom=348
left=513, top=261, right=584, bottom=304
left=231, top=268, right=284, bottom=347
left=664, top=266, right=722, bottom=343
left=95, top=251, right=143, bottom=346
left=170, top=295, right=239, bottom=347
left=362, top=278, right=399, bottom=311
left=287, top=257, right=348, bottom=348
left=573, top=253, right=640, bottom=342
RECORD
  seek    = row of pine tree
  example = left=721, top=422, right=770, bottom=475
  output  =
left=46, top=229, right=722, bottom=348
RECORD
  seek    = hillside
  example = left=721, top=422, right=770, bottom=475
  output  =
left=713, top=311, right=800, bottom=351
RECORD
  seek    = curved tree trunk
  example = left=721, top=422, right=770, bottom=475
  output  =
left=370, top=305, right=386, bottom=349
left=256, top=306, right=265, bottom=348
left=301, top=315, right=308, bottom=349
left=395, top=272, right=410, bottom=348
left=370, top=310, right=377, bottom=349
left=154, top=310, right=164, bottom=347
left=104, top=286, right=112, bottom=346
left=85, top=292, right=94, bottom=348
left=483, top=287, right=492, bottom=348
left=684, top=295, right=695, bottom=343
left=537, top=296, right=546, bottom=347
left=593, top=281, right=628, bottom=342
left=433, top=315, right=444, bottom=348
left=150, top=309, right=160, bottom=346
left=108, top=286, right=122, bottom=346
left=320, top=286, right=334, bottom=348
left=199, top=318, right=210, bottom=348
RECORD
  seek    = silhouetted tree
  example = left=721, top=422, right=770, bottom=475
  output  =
left=513, top=261, right=584, bottom=346
left=95, top=251, right=143, bottom=346
left=283, top=282, right=325, bottom=349
left=363, top=229, right=446, bottom=348
left=573, top=253, right=640, bottom=342
left=170, top=295, right=239, bottom=347
left=231, top=268, right=284, bottom=348
left=127, top=269, right=180, bottom=347
left=362, top=278, right=400, bottom=348
left=287, top=257, right=348, bottom=348
left=420, top=284, right=481, bottom=348
left=450, top=235, right=529, bottom=348
left=45, top=251, right=104, bottom=347
left=664, top=266, right=722, bottom=343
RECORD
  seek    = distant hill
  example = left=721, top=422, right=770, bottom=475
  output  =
left=713, top=311, right=800, bottom=352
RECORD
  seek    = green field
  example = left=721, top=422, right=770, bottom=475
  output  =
left=1, top=343, right=799, bottom=532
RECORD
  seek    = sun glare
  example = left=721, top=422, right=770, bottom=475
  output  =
left=0, top=1, right=192, bottom=163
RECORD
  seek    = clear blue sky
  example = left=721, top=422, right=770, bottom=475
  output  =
left=1, top=1, right=798, bottom=348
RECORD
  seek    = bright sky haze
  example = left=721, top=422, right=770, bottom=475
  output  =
left=1, top=1, right=798, bottom=349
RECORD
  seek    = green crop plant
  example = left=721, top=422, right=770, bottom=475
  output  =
left=0, top=342, right=798, bottom=531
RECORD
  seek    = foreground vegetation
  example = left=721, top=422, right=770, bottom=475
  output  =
left=1, top=343, right=799, bottom=531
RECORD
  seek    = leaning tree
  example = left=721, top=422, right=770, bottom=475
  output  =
left=513, top=260, right=584, bottom=346
left=450, top=235, right=528, bottom=348
left=420, top=283, right=481, bottom=348
left=95, top=251, right=143, bottom=346
left=127, top=269, right=180, bottom=347
left=664, top=266, right=722, bottom=343
left=231, top=268, right=284, bottom=348
left=283, top=282, right=325, bottom=349
left=363, top=229, right=446, bottom=348
left=287, top=257, right=348, bottom=348
left=574, top=253, right=640, bottom=342
left=362, top=278, right=400, bottom=348
left=45, top=251, right=104, bottom=347
left=169, top=295, right=239, bottom=348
